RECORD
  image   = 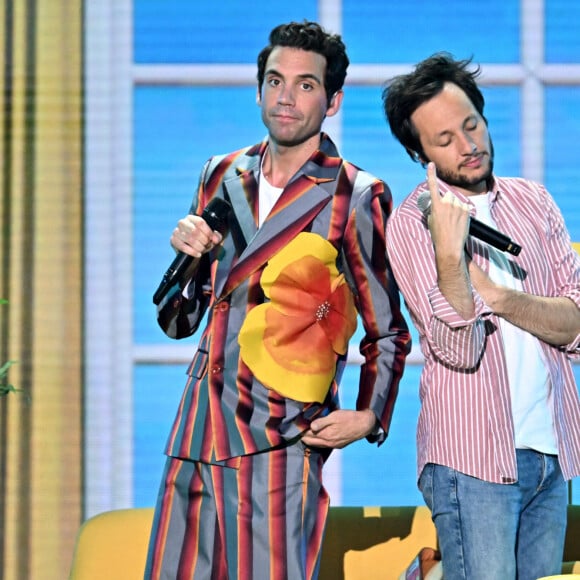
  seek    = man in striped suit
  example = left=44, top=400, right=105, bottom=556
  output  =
left=383, top=53, right=580, bottom=580
left=144, top=21, right=411, bottom=580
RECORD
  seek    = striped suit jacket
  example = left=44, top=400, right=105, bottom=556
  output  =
left=156, top=134, right=411, bottom=465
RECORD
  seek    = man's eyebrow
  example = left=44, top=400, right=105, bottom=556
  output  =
left=298, top=73, right=322, bottom=84
left=264, top=68, right=322, bottom=85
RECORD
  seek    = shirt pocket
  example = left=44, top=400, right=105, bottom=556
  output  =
left=186, top=349, right=208, bottom=379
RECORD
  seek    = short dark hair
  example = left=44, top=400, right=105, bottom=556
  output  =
left=382, top=52, right=487, bottom=163
left=257, top=20, right=349, bottom=107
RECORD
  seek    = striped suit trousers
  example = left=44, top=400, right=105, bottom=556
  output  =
left=144, top=441, right=329, bottom=580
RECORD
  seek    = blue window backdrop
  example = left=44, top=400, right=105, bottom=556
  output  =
left=341, top=1, right=520, bottom=64
left=131, top=1, right=580, bottom=508
left=545, top=87, right=580, bottom=237
left=134, top=0, right=318, bottom=63
left=545, top=2, right=580, bottom=62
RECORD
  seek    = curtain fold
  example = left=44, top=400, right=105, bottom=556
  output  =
left=0, top=0, right=83, bottom=578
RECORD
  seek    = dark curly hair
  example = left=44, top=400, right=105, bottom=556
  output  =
left=257, top=20, right=349, bottom=107
left=382, top=52, right=487, bottom=163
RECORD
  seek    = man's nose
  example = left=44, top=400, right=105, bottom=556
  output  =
left=277, top=84, right=295, bottom=105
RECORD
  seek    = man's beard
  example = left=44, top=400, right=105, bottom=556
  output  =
left=268, top=125, right=320, bottom=148
left=436, top=157, right=494, bottom=191
left=426, top=140, right=495, bottom=192
left=263, top=108, right=324, bottom=149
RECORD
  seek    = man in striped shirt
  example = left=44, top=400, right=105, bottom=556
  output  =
left=382, top=53, right=580, bottom=580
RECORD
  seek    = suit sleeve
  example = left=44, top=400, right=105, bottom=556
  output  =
left=343, top=176, right=411, bottom=444
left=156, top=159, right=213, bottom=339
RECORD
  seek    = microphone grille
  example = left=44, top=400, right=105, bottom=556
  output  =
left=201, top=197, right=232, bottom=236
left=416, top=190, right=431, bottom=216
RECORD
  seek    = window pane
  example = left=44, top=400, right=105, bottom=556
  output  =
left=545, top=0, right=580, bottom=62
left=342, top=0, right=520, bottom=64
left=133, top=86, right=261, bottom=344
left=133, top=364, right=187, bottom=507
left=545, top=87, right=580, bottom=242
left=134, top=0, right=318, bottom=63
left=480, top=86, right=521, bottom=176
left=339, top=363, right=423, bottom=505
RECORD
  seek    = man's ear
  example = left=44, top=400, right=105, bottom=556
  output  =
left=326, top=90, right=343, bottom=117
left=411, top=150, right=427, bottom=166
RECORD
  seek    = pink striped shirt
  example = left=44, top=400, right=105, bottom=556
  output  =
left=386, top=175, right=580, bottom=483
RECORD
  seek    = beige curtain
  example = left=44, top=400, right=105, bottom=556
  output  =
left=0, top=0, right=83, bottom=578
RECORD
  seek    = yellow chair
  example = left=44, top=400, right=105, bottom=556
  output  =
left=68, top=507, right=154, bottom=580
left=68, top=506, right=437, bottom=580
left=537, top=576, right=580, bottom=580
left=69, top=505, right=580, bottom=579
left=319, top=506, right=437, bottom=579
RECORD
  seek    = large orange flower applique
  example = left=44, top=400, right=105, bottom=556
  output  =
left=238, top=232, right=357, bottom=403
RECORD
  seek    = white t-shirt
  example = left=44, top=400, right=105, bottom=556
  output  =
left=259, top=157, right=283, bottom=227
left=470, top=193, right=557, bottom=454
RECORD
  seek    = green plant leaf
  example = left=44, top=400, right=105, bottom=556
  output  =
left=0, top=360, right=18, bottom=397
left=0, top=300, right=20, bottom=397
left=0, top=359, right=15, bottom=377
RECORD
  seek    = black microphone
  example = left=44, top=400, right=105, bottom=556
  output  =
left=417, top=191, right=522, bottom=256
left=153, top=197, right=232, bottom=305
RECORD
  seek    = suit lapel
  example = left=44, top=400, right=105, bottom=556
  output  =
left=213, top=160, right=259, bottom=298
left=224, top=168, right=259, bottom=250
left=216, top=134, right=342, bottom=300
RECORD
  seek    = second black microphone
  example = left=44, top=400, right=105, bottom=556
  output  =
left=417, top=191, right=522, bottom=256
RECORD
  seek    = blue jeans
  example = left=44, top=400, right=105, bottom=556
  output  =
left=419, top=450, right=567, bottom=580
